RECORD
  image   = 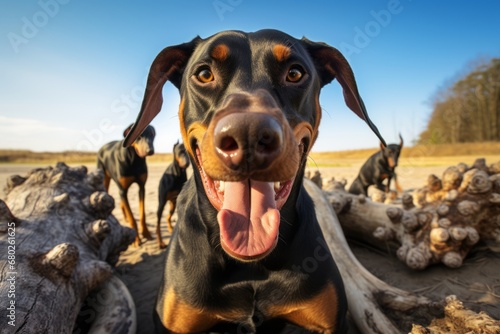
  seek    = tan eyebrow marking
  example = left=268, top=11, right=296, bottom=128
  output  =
left=211, top=43, right=230, bottom=61
left=273, top=44, right=291, bottom=62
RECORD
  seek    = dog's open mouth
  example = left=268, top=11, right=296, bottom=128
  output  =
left=196, top=148, right=294, bottom=261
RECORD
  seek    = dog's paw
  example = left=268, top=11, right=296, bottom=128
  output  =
left=133, top=236, right=142, bottom=247
left=142, top=230, right=153, bottom=240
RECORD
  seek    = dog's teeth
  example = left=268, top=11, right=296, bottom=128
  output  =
left=274, top=182, right=280, bottom=192
left=218, top=181, right=225, bottom=192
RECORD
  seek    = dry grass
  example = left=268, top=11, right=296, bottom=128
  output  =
left=1, top=141, right=499, bottom=166
left=0, top=150, right=97, bottom=164
left=0, top=150, right=173, bottom=165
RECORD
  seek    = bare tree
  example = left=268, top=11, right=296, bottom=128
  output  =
left=419, top=57, right=500, bottom=144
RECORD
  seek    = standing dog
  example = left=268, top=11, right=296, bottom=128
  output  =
left=97, top=124, right=155, bottom=246
left=124, top=30, right=386, bottom=333
left=348, top=134, right=403, bottom=196
left=156, top=141, right=190, bottom=248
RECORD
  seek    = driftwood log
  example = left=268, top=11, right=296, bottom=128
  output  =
left=323, top=158, right=500, bottom=270
left=410, top=295, right=500, bottom=334
left=0, top=162, right=136, bottom=333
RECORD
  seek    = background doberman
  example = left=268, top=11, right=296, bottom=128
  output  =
left=348, top=134, right=404, bottom=196
left=124, top=29, right=386, bottom=333
left=97, top=124, right=155, bottom=246
left=156, top=141, right=190, bottom=248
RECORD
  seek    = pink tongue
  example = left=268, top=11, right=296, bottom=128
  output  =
left=217, top=180, right=280, bottom=259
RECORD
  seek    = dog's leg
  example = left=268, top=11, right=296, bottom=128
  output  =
left=118, top=177, right=142, bottom=246
left=271, top=282, right=347, bottom=333
left=157, top=288, right=219, bottom=333
left=166, top=198, right=176, bottom=233
left=386, top=176, right=392, bottom=193
left=156, top=192, right=168, bottom=249
left=375, top=173, right=388, bottom=193
left=375, top=182, right=387, bottom=193
left=120, top=189, right=141, bottom=246
left=156, top=223, right=166, bottom=249
left=103, top=170, right=111, bottom=192
left=120, top=201, right=128, bottom=223
left=156, top=180, right=168, bottom=248
left=348, top=177, right=365, bottom=195
left=394, top=174, right=403, bottom=193
left=138, top=174, right=153, bottom=241
left=156, top=211, right=166, bottom=248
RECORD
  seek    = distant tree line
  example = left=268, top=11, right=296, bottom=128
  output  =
left=419, top=57, right=500, bottom=144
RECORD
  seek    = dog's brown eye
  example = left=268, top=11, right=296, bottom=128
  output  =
left=196, top=68, right=214, bottom=83
left=286, top=66, right=304, bottom=83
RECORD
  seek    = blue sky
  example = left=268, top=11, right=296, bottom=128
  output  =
left=1, top=1, right=499, bottom=153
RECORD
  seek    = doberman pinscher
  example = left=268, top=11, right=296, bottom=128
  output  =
left=156, top=141, right=190, bottom=248
left=348, top=134, right=403, bottom=196
left=124, top=29, right=386, bottom=333
left=97, top=123, right=155, bottom=246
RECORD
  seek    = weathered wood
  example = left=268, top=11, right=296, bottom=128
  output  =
left=410, top=295, right=500, bottom=334
left=323, top=158, right=500, bottom=270
left=0, top=162, right=136, bottom=333
left=74, top=275, right=137, bottom=334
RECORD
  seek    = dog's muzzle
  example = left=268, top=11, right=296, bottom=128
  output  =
left=191, top=90, right=310, bottom=262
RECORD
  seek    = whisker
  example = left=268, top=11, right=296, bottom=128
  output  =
left=306, top=155, right=320, bottom=170
left=214, top=242, right=222, bottom=252
left=278, top=235, right=288, bottom=246
left=322, top=106, right=331, bottom=119
left=280, top=216, right=292, bottom=226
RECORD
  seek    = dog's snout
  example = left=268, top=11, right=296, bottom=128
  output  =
left=222, top=90, right=279, bottom=111
left=214, top=113, right=283, bottom=172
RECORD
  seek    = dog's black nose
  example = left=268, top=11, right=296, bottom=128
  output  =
left=214, top=112, right=283, bottom=172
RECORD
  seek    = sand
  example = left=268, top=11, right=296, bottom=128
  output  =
left=1, top=159, right=499, bottom=333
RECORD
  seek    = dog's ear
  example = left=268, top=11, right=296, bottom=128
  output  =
left=399, top=133, right=404, bottom=148
left=123, top=124, right=134, bottom=138
left=124, top=37, right=201, bottom=147
left=302, top=38, right=386, bottom=147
